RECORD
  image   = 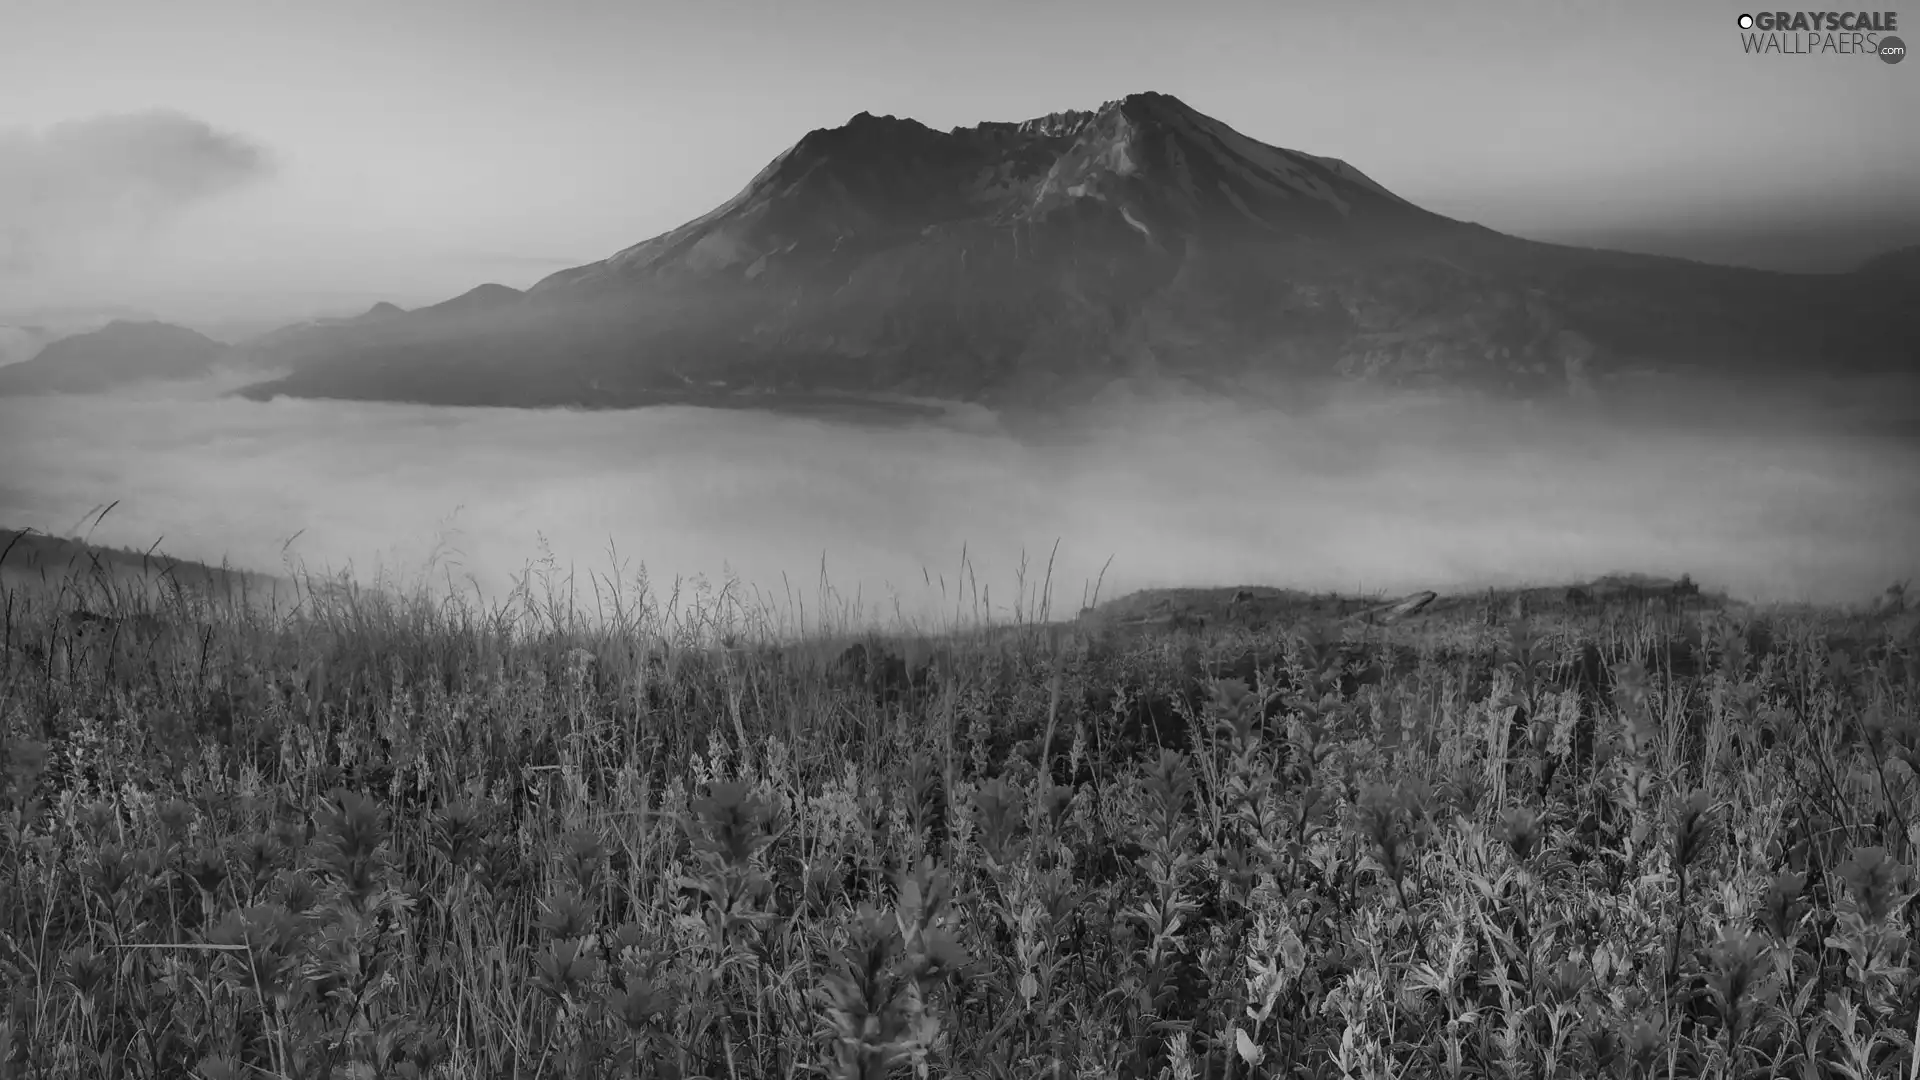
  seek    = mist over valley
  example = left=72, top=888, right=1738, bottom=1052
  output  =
left=3, top=364, right=1914, bottom=622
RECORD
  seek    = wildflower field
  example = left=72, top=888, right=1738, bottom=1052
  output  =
left=3, top=543, right=1919, bottom=1079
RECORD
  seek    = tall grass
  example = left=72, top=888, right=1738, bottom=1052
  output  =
left=1, top=546, right=1917, bottom=1078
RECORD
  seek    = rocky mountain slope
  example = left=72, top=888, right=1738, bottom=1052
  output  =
left=235, top=91, right=1919, bottom=410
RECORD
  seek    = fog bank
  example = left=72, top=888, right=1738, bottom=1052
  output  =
left=1, top=375, right=1915, bottom=626
left=0, top=111, right=271, bottom=294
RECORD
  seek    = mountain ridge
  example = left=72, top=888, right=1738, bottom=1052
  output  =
left=232, top=90, right=1920, bottom=411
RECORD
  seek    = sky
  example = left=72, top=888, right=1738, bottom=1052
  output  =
left=1, top=0, right=1916, bottom=326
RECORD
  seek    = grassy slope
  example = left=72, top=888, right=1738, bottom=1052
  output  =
left=1, top=527, right=284, bottom=610
left=1, top=543, right=1918, bottom=1078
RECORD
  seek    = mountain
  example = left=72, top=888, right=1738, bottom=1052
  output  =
left=0, top=305, right=161, bottom=368
left=237, top=299, right=412, bottom=362
left=0, top=321, right=232, bottom=396
left=236, top=91, right=1920, bottom=410
left=0, top=304, right=161, bottom=333
left=1856, top=244, right=1920, bottom=291
left=187, top=302, right=407, bottom=345
left=417, top=284, right=521, bottom=316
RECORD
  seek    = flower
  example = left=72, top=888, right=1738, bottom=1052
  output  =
left=1498, top=806, right=1541, bottom=862
left=1836, top=846, right=1917, bottom=924
left=536, top=888, right=597, bottom=940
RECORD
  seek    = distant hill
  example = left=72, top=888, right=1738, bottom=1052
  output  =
left=415, top=284, right=521, bottom=317
left=182, top=302, right=405, bottom=345
left=0, top=305, right=163, bottom=369
left=242, top=299, right=408, bottom=345
left=0, top=321, right=233, bottom=396
left=1856, top=244, right=1920, bottom=291
left=0, top=304, right=161, bottom=333
left=0, top=324, right=50, bottom=369
left=235, top=90, right=1920, bottom=411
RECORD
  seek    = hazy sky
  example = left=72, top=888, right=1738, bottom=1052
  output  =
left=3, top=0, right=1916, bottom=323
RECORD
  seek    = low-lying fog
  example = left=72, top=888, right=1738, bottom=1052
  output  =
left=2, top=372, right=1916, bottom=626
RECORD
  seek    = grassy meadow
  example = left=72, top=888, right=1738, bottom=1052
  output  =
left=2, top=532, right=1919, bottom=1079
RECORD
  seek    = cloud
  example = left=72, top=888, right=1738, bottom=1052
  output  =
left=0, top=110, right=272, bottom=278
left=0, top=373, right=1915, bottom=628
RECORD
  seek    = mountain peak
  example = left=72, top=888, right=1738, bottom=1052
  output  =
left=93, top=319, right=222, bottom=348
left=420, top=282, right=524, bottom=316
left=796, top=110, right=940, bottom=150
left=845, top=110, right=917, bottom=128
left=990, top=89, right=1423, bottom=230
left=526, top=91, right=1440, bottom=295
left=948, top=91, right=1196, bottom=142
left=807, top=92, right=1206, bottom=149
left=1110, top=89, right=1197, bottom=115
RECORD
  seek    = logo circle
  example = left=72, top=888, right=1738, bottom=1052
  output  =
left=1738, top=13, right=1754, bottom=28
left=1881, top=35, right=1906, bottom=63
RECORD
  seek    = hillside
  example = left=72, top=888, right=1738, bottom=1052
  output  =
left=235, top=91, right=1919, bottom=411
left=4, top=550, right=1919, bottom=1076
left=0, top=526, right=284, bottom=605
left=0, top=320, right=232, bottom=396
